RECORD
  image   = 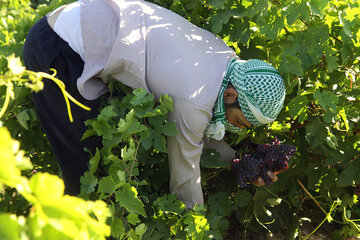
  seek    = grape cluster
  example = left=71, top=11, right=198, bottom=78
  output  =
left=232, top=139, right=296, bottom=188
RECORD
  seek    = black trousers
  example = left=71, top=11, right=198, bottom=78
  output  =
left=23, top=17, right=103, bottom=195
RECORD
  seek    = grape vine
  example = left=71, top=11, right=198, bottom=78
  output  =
left=0, top=0, right=359, bottom=239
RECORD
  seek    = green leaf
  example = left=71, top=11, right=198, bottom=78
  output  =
left=280, top=54, right=304, bottom=76
left=127, top=213, right=141, bottom=225
left=209, top=11, right=232, bottom=34
left=15, top=110, right=30, bottom=130
left=207, top=192, right=234, bottom=216
left=99, top=105, right=117, bottom=118
left=7, top=55, right=25, bottom=75
left=321, top=168, right=337, bottom=190
left=98, top=176, right=118, bottom=194
left=116, top=170, right=126, bottom=182
left=325, top=141, right=358, bottom=166
left=140, top=130, right=154, bottom=150
left=160, top=121, right=178, bottom=136
left=135, top=223, right=147, bottom=238
left=115, top=184, right=146, bottom=217
left=200, top=148, right=230, bottom=168
left=0, top=214, right=24, bottom=240
left=208, top=0, right=226, bottom=8
left=30, top=173, right=64, bottom=199
left=159, top=94, right=174, bottom=112
left=130, top=88, right=154, bottom=106
left=80, top=171, right=98, bottom=194
left=234, top=190, right=252, bottom=208
left=141, top=129, right=168, bottom=153
left=260, top=15, right=284, bottom=40
left=309, top=0, right=328, bottom=16
left=121, top=140, right=136, bottom=161
left=154, top=134, right=167, bottom=153
left=183, top=212, right=209, bottom=239
left=337, top=158, right=360, bottom=187
left=81, top=129, right=97, bottom=141
left=89, top=149, right=101, bottom=174
left=326, top=55, right=338, bottom=73
left=306, top=165, right=322, bottom=190
left=286, top=4, right=300, bottom=25
left=148, top=115, right=167, bottom=128
left=153, top=194, right=187, bottom=214
left=287, top=95, right=308, bottom=118
left=111, top=217, right=125, bottom=239
left=118, top=110, right=147, bottom=134
left=305, top=118, right=327, bottom=148
left=314, top=90, right=338, bottom=111
left=92, top=118, right=113, bottom=140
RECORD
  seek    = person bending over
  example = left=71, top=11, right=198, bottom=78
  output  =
left=23, top=0, right=285, bottom=209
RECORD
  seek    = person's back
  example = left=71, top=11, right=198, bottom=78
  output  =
left=143, top=1, right=234, bottom=106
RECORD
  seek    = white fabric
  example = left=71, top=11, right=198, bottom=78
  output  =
left=51, top=0, right=236, bottom=209
left=142, top=2, right=235, bottom=208
left=246, top=99, right=275, bottom=124
left=205, top=121, right=225, bottom=140
left=53, top=1, right=85, bottom=60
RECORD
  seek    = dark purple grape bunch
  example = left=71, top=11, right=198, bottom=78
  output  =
left=232, top=139, right=296, bottom=188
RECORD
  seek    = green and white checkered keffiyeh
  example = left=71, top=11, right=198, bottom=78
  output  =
left=206, top=58, right=285, bottom=140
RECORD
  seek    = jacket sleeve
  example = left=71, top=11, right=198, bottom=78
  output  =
left=166, top=96, right=212, bottom=209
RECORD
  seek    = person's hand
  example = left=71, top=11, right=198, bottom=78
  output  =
left=252, top=170, right=278, bottom=187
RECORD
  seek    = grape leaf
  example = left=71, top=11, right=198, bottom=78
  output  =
left=305, top=118, right=327, bottom=148
left=200, top=148, right=229, bottom=168
left=327, top=55, right=338, bottom=73
left=92, top=119, right=113, bottom=140
left=207, top=192, right=234, bottom=216
left=337, top=158, right=360, bottom=187
left=287, top=95, right=308, bottom=118
left=0, top=214, right=23, bottom=240
left=15, top=110, right=30, bottom=130
left=160, top=121, right=178, bottom=136
left=98, top=176, right=119, bottom=194
left=159, top=94, right=174, bottom=112
left=89, top=149, right=101, bottom=174
left=111, top=217, right=125, bottom=239
left=114, top=184, right=146, bottom=217
left=309, top=0, right=328, bottom=16
left=208, top=0, right=226, bottom=8
left=127, top=213, right=141, bottom=225
left=130, top=88, right=154, bottom=106
left=234, top=190, right=252, bottom=208
left=153, top=194, right=187, bottom=214
left=135, top=223, right=147, bottom=238
left=314, top=90, right=338, bottom=111
left=99, top=105, right=117, bottom=118
left=80, top=171, right=98, bottom=194
left=154, top=134, right=167, bottom=153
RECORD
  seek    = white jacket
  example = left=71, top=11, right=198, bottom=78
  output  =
left=54, top=0, right=236, bottom=208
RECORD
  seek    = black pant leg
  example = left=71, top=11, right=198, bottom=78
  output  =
left=23, top=17, right=102, bottom=195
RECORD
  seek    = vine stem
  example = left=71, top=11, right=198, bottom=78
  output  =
left=205, top=168, right=226, bottom=182
left=36, top=69, right=91, bottom=122
left=297, top=179, right=343, bottom=226
left=254, top=209, right=273, bottom=236
left=129, top=137, right=141, bottom=180
left=343, top=207, right=360, bottom=232
left=302, top=199, right=341, bottom=240
left=1, top=69, right=91, bottom=123
left=0, top=85, right=11, bottom=118
left=297, top=179, right=327, bottom=215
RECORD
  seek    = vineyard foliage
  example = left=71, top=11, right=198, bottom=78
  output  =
left=0, top=0, right=359, bottom=239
